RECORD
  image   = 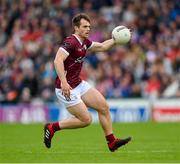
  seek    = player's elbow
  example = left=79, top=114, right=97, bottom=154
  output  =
left=95, top=45, right=107, bottom=52
left=101, top=45, right=108, bottom=52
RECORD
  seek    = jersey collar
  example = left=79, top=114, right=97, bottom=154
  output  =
left=73, top=34, right=83, bottom=45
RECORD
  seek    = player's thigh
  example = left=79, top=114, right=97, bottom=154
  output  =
left=67, top=102, right=92, bottom=122
left=81, top=87, right=109, bottom=112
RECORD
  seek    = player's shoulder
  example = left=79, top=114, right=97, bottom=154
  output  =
left=61, top=35, right=77, bottom=50
left=63, top=35, right=76, bottom=44
left=84, top=38, right=91, bottom=44
left=84, top=38, right=92, bottom=48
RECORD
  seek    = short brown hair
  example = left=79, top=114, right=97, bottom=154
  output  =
left=72, top=13, right=90, bottom=27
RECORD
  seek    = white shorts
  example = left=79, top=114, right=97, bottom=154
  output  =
left=55, top=80, right=92, bottom=107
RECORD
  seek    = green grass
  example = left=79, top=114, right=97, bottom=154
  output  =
left=0, top=122, right=180, bottom=163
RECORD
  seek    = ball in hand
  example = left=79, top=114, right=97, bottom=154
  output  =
left=112, top=26, right=131, bottom=44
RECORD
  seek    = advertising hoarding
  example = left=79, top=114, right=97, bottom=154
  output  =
left=153, top=99, right=180, bottom=122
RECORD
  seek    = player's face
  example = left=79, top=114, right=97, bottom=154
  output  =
left=75, top=19, right=91, bottom=39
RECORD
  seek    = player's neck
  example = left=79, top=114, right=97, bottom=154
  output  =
left=73, top=33, right=85, bottom=44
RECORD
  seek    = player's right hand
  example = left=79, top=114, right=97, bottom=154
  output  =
left=61, top=81, right=72, bottom=101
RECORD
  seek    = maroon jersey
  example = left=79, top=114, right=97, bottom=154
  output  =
left=55, top=34, right=92, bottom=88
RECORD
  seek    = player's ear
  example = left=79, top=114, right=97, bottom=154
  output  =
left=74, top=25, right=79, bottom=32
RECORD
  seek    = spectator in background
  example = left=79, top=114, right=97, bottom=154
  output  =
left=0, top=0, right=179, bottom=104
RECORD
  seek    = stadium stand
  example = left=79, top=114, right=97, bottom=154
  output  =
left=0, top=0, right=179, bottom=103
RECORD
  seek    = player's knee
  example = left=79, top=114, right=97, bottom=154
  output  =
left=82, top=115, right=92, bottom=127
left=99, top=102, right=109, bottom=115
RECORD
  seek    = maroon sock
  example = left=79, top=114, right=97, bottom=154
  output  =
left=52, top=122, right=61, bottom=132
left=106, top=133, right=115, bottom=143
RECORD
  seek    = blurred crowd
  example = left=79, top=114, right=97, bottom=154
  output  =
left=0, top=0, right=180, bottom=104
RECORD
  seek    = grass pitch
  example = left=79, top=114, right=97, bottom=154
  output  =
left=0, top=122, right=180, bottom=163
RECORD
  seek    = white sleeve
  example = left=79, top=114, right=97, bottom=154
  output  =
left=59, top=47, right=69, bottom=56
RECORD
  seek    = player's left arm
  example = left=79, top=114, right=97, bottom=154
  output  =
left=88, top=39, right=115, bottom=52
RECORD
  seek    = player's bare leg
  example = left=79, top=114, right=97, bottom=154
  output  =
left=81, top=88, right=131, bottom=152
left=81, top=88, right=115, bottom=135
left=83, top=89, right=112, bottom=135
left=44, top=102, right=92, bottom=148
left=60, top=102, right=92, bottom=129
